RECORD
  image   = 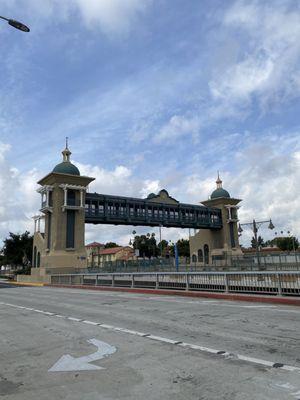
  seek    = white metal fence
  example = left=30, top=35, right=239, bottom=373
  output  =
left=50, top=271, right=300, bottom=296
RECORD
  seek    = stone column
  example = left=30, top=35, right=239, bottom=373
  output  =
left=63, top=188, right=67, bottom=206
left=80, top=190, right=83, bottom=208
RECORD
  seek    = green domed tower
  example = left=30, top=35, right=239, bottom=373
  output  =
left=31, top=140, right=95, bottom=280
left=189, top=173, right=242, bottom=266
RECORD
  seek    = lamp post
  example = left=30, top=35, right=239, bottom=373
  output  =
left=0, top=15, right=30, bottom=32
left=129, top=230, right=137, bottom=256
left=159, top=224, right=162, bottom=258
left=169, top=240, right=179, bottom=272
left=238, top=219, right=274, bottom=268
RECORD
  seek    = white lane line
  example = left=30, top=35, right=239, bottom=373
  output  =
left=67, top=317, right=82, bottom=322
left=147, top=335, right=182, bottom=345
left=236, top=354, right=274, bottom=367
left=82, top=320, right=100, bottom=326
left=112, top=327, right=149, bottom=336
left=99, top=324, right=116, bottom=329
left=179, top=342, right=221, bottom=354
left=3, top=301, right=300, bottom=373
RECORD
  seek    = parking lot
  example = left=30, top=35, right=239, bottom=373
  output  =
left=0, top=282, right=300, bottom=399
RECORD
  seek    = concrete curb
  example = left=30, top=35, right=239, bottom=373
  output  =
left=45, top=284, right=300, bottom=306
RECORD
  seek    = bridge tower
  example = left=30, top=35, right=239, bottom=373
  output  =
left=31, top=142, right=94, bottom=279
left=189, top=174, right=242, bottom=266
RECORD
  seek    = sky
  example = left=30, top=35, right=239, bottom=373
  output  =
left=0, top=0, right=299, bottom=247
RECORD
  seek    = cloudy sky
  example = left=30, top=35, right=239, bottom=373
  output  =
left=0, top=0, right=299, bottom=247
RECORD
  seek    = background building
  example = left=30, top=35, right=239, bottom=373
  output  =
left=189, top=174, right=242, bottom=266
left=91, top=246, right=134, bottom=268
left=86, top=242, right=105, bottom=267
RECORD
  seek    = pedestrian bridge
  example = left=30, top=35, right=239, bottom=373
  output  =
left=85, top=189, right=222, bottom=229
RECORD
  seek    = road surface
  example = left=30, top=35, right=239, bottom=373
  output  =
left=0, top=282, right=299, bottom=399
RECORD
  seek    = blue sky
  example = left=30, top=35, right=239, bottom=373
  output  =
left=0, top=0, right=299, bottom=246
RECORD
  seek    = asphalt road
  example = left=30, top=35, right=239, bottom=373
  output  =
left=0, top=282, right=299, bottom=399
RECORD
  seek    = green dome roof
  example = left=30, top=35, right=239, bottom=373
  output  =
left=211, top=187, right=230, bottom=199
left=53, top=161, right=80, bottom=176
left=210, top=173, right=230, bottom=199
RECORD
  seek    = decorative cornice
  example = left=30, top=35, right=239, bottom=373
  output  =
left=59, top=184, right=87, bottom=191
left=37, top=185, right=53, bottom=193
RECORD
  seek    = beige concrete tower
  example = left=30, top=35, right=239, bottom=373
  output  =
left=189, top=174, right=242, bottom=266
left=31, top=141, right=94, bottom=278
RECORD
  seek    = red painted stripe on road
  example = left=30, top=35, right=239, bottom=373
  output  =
left=44, top=284, right=300, bottom=306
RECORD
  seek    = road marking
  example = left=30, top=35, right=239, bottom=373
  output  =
left=48, top=338, right=117, bottom=372
left=147, top=335, right=182, bottom=344
left=2, top=301, right=300, bottom=373
left=179, top=342, right=222, bottom=354
left=82, top=320, right=100, bottom=326
left=112, top=327, right=149, bottom=336
left=99, top=324, right=116, bottom=329
left=67, top=317, right=82, bottom=322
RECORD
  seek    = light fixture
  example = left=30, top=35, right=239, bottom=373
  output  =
left=268, top=219, right=274, bottom=230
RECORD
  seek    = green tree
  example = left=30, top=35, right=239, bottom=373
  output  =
left=133, top=233, right=158, bottom=258
left=251, top=235, right=264, bottom=248
left=168, top=239, right=190, bottom=257
left=275, top=236, right=299, bottom=251
left=157, top=240, right=169, bottom=257
left=2, top=231, right=33, bottom=270
left=176, top=239, right=190, bottom=257
left=104, top=242, right=119, bottom=248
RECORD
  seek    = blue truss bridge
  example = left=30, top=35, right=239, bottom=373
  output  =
left=85, top=190, right=222, bottom=230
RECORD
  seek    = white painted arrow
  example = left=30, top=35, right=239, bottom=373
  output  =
left=48, top=338, right=117, bottom=372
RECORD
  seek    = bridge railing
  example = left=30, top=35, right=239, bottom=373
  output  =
left=50, top=271, right=300, bottom=297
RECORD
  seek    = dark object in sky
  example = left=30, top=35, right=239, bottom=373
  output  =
left=8, top=19, right=30, bottom=32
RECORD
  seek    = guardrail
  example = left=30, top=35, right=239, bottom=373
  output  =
left=50, top=271, right=300, bottom=296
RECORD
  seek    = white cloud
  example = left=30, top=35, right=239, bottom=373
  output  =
left=76, top=162, right=134, bottom=197
left=154, top=115, right=201, bottom=143
left=75, top=0, right=149, bottom=35
left=0, top=142, right=39, bottom=243
left=1, top=0, right=151, bottom=37
left=210, top=1, right=300, bottom=113
left=210, top=56, right=274, bottom=103
left=140, top=180, right=161, bottom=198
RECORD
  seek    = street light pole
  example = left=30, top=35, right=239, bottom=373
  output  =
left=238, top=218, right=274, bottom=269
left=252, top=220, right=260, bottom=267
left=0, top=15, right=30, bottom=32
left=159, top=224, right=162, bottom=258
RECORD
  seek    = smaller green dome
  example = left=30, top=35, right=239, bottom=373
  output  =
left=53, top=161, right=80, bottom=176
left=52, top=142, right=80, bottom=176
left=147, top=193, right=156, bottom=199
left=211, top=188, right=230, bottom=199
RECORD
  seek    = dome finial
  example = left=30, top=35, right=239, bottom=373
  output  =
left=216, top=171, right=222, bottom=189
left=210, top=172, right=230, bottom=199
left=62, top=138, right=71, bottom=162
